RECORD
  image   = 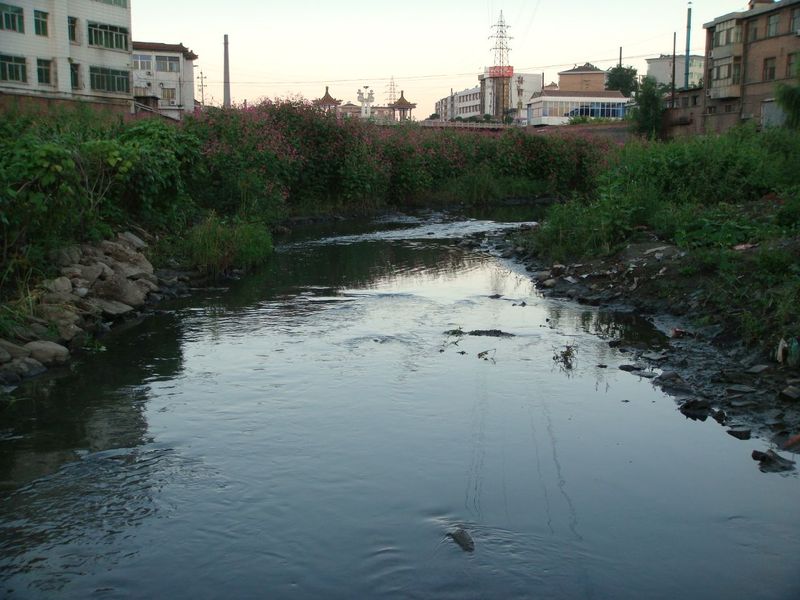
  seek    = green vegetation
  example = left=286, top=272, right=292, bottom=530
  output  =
left=775, top=62, right=800, bottom=130
left=1, top=101, right=607, bottom=300
left=521, top=125, right=800, bottom=346
left=606, top=65, right=639, bottom=98
left=630, top=76, right=664, bottom=138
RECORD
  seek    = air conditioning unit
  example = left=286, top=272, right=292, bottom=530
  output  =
left=169, top=100, right=176, bottom=105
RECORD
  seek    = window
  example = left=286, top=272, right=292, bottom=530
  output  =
left=87, top=22, right=129, bottom=50
left=788, top=53, right=798, bottom=79
left=763, top=57, right=776, bottom=81
left=692, top=95, right=699, bottom=106
left=725, top=104, right=733, bottom=113
left=37, top=59, right=52, bottom=85
left=732, top=61, right=741, bottom=84
left=133, top=54, right=152, bottom=70
left=93, top=0, right=128, bottom=6
left=767, top=14, right=779, bottom=37
left=68, top=16, right=77, bottom=42
left=34, top=10, right=47, bottom=36
left=89, top=66, right=130, bottom=93
left=0, top=3, right=24, bottom=32
left=133, top=85, right=148, bottom=96
left=155, top=56, right=180, bottom=73
left=793, top=9, right=800, bottom=32
left=748, top=21, right=758, bottom=42
left=70, top=63, right=80, bottom=89
left=0, top=54, right=26, bottom=82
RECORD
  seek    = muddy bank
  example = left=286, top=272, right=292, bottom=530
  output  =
left=465, top=226, right=800, bottom=464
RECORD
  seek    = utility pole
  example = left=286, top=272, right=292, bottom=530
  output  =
left=196, top=69, right=207, bottom=107
left=684, top=2, right=693, bottom=89
left=223, top=34, right=231, bottom=108
left=619, top=46, right=623, bottom=68
left=385, top=76, right=397, bottom=105
left=671, top=32, right=677, bottom=108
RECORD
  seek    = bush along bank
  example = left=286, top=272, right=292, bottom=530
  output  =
left=511, top=125, right=800, bottom=355
left=0, top=101, right=608, bottom=386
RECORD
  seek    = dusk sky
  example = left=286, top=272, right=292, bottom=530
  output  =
left=132, top=0, right=749, bottom=115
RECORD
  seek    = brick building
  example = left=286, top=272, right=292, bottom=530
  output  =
left=703, top=0, right=800, bottom=132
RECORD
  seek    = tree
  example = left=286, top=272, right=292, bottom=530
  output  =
left=775, top=63, right=800, bottom=129
left=428, top=112, right=440, bottom=120
left=631, top=76, right=664, bottom=138
left=606, top=65, right=639, bottom=98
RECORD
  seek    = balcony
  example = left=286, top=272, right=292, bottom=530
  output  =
left=709, top=83, right=741, bottom=99
left=709, top=41, right=743, bottom=60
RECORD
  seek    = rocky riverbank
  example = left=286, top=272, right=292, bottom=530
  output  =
left=0, top=231, right=198, bottom=389
left=468, top=225, right=800, bottom=468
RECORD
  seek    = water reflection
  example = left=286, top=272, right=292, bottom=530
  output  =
left=0, top=214, right=798, bottom=599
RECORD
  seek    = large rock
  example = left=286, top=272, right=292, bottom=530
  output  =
left=0, top=346, right=10, bottom=364
left=118, top=231, right=148, bottom=250
left=43, top=276, right=73, bottom=294
left=52, top=246, right=82, bottom=267
left=92, top=272, right=147, bottom=307
left=5, top=357, right=47, bottom=378
left=0, top=339, right=31, bottom=360
left=24, top=341, right=70, bottom=366
left=88, top=298, right=135, bottom=318
left=77, top=263, right=105, bottom=286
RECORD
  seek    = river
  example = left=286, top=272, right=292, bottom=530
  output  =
left=1, top=212, right=798, bottom=599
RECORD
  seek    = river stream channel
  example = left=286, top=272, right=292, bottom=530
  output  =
left=1, top=212, right=799, bottom=599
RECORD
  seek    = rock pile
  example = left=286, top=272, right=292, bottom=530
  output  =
left=0, top=231, right=187, bottom=387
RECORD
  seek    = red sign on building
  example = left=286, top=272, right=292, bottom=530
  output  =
left=486, top=66, right=514, bottom=78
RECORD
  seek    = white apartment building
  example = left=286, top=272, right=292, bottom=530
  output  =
left=646, top=54, right=706, bottom=88
left=0, top=0, right=132, bottom=111
left=132, top=41, right=196, bottom=120
left=435, top=85, right=481, bottom=120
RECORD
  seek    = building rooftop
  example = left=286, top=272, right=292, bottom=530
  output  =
left=558, top=63, right=604, bottom=75
left=132, top=42, right=198, bottom=61
left=389, top=91, right=416, bottom=109
left=314, top=86, right=341, bottom=107
left=529, top=90, right=627, bottom=102
left=704, top=0, right=800, bottom=28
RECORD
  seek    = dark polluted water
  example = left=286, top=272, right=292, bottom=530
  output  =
left=1, top=213, right=799, bottom=600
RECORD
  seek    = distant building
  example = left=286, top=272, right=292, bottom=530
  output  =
left=132, top=42, right=197, bottom=120
left=646, top=54, right=706, bottom=88
left=526, top=89, right=628, bottom=126
left=702, top=0, right=800, bottom=133
left=313, top=86, right=341, bottom=113
left=435, top=71, right=542, bottom=123
left=0, top=0, right=133, bottom=113
left=435, top=85, right=481, bottom=121
left=557, top=63, right=607, bottom=92
left=525, top=63, right=626, bottom=126
left=388, top=90, right=416, bottom=120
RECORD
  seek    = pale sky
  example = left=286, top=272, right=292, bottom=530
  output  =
left=131, top=0, right=748, bottom=115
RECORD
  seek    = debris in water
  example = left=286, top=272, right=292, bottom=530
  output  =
left=467, top=330, right=515, bottom=338
left=553, top=344, right=576, bottom=370
left=447, top=528, right=475, bottom=552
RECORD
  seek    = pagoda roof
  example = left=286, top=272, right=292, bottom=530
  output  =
left=133, top=41, right=198, bottom=60
left=389, top=90, right=416, bottom=109
left=314, top=86, right=341, bottom=107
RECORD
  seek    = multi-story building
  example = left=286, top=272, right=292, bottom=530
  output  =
left=646, top=54, right=706, bottom=88
left=132, top=41, right=197, bottom=120
left=436, top=72, right=542, bottom=123
left=557, top=63, right=607, bottom=92
left=703, top=0, right=800, bottom=132
left=435, top=85, right=481, bottom=121
left=0, top=0, right=133, bottom=113
left=526, top=63, right=627, bottom=126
